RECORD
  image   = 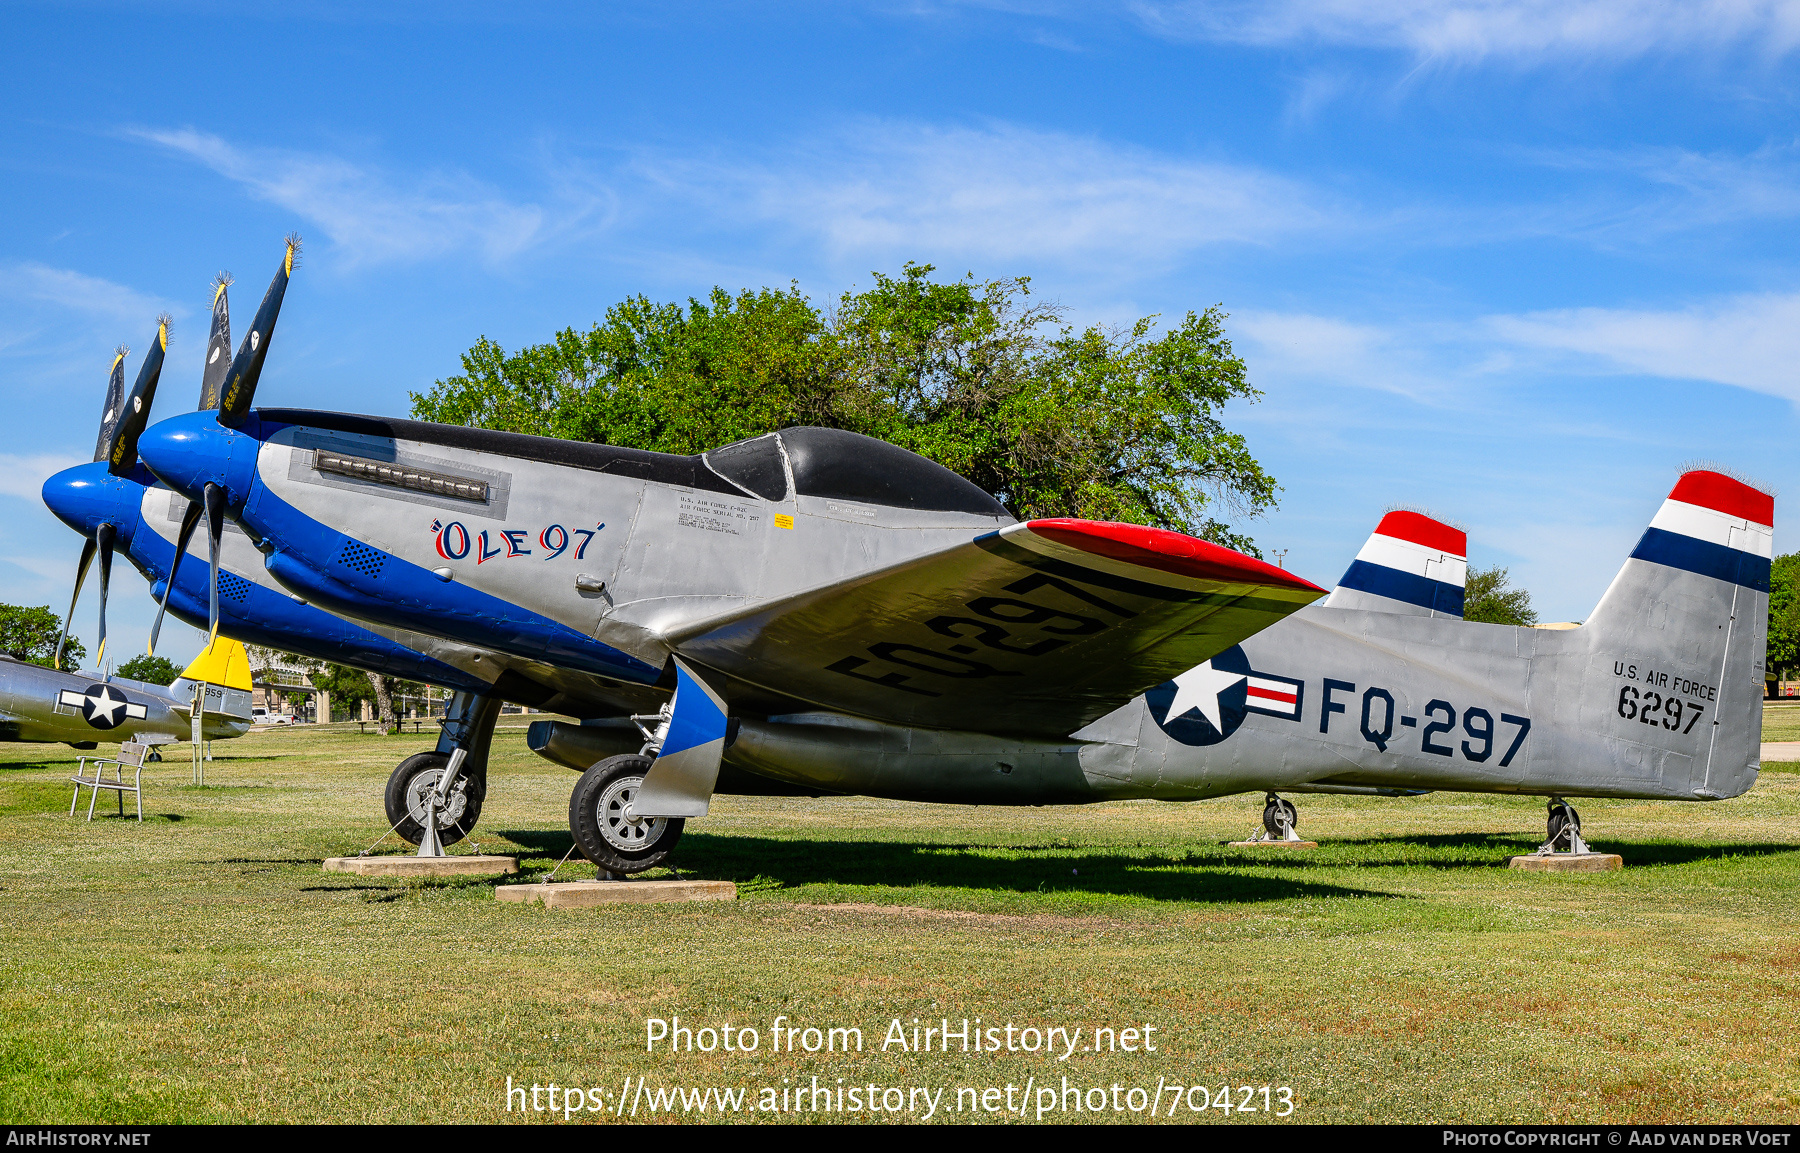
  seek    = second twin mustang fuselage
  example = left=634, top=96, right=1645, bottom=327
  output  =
left=136, top=407, right=1759, bottom=808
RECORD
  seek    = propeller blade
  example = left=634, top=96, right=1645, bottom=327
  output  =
left=95, top=522, right=115, bottom=671
left=92, top=348, right=127, bottom=463
left=217, top=236, right=299, bottom=428
left=148, top=498, right=204, bottom=657
left=204, top=482, right=226, bottom=643
left=198, top=273, right=232, bottom=411
left=55, top=537, right=98, bottom=671
left=105, top=315, right=170, bottom=476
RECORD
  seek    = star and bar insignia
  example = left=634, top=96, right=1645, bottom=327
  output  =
left=59, top=684, right=149, bottom=730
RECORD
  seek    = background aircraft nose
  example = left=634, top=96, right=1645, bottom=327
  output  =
left=41, top=462, right=139, bottom=540
left=135, top=409, right=255, bottom=506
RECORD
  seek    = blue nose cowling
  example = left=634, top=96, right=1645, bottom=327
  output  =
left=42, top=461, right=146, bottom=546
left=134, top=409, right=259, bottom=509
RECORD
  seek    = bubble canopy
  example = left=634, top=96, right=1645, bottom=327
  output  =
left=252, top=411, right=1010, bottom=517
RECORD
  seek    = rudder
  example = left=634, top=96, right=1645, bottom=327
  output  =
left=1584, top=470, right=1773, bottom=799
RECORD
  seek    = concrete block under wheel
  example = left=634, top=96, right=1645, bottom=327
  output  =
left=496, top=879, right=737, bottom=908
left=323, top=855, right=519, bottom=877
left=1226, top=840, right=1318, bottom=849
left=1507, top=853, right=1623, bottom=872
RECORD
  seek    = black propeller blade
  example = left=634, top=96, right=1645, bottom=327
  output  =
left=204, top=482, right=226, bottom=643
left=104, top=315, right=170, bottom=477
left=148, top=497, right=205, bottom=657
left=54, top=537, right=97, bottom=671
left=91, top=349, right=127, bottom=464
left=198, top=272, right=232, bottom=411
left=94, top=522, right=115, bottom=671
left=218, top=236, right=299, bottom=428
left=149, top=270, right=238, bottom=657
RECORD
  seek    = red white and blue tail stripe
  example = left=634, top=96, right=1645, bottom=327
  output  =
left=1325, top=510, right=1467, bottom=618
left=1630, top=471, right=1774, bottom=591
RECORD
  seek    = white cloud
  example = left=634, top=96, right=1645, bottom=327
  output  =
left=0, top=264, right=177, bottom=327
left=1233, top=309, right=1474, bottom=402
left=133, top=128, right=612, bottom=268
left=0, top=453, right=88, bottom=502
left=1507, top=144, right=1800, bottom=242
left=1129, top=0, right=1800, bottom=62
left=640, top=121, right=1341, bottom=271
left=1488, top=292, right=1800, bottom=401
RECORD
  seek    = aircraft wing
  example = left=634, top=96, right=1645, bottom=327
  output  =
left=671, top=519, right=1325, bottom=736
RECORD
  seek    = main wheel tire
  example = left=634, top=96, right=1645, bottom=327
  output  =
left=1546, top=801, right=1580, bottom=851
left=568, top=754, right=684, bottom=874
left=384, top=751, right=485, bottom=847
left=1262, top=796, right=1298, bottom=837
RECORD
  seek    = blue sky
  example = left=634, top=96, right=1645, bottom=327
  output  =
left=3, top=0, right=1798, bottom=665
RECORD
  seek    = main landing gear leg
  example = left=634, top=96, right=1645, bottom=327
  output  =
left=1247, top=792, right=1303, bottom=843
left=562, top=704, right=686, bottom=876
left=1537, top=797, right=1591, bottom=855
left=382, top=690, right=502, bottom=855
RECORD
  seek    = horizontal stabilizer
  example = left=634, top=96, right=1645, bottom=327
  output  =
left=673, top=519, right=1325, bottom=737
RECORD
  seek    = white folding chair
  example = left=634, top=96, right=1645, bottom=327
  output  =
left=69, top=741, right=149, bottom=822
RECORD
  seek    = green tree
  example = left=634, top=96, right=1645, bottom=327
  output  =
left=116, top=654, right=181, bottom=685
left=308, top=663, right=374, bottom=720
left=829, top=266, right=1276, bottom=548
left=412, top=285, right=830, bottom=454
left=412, top=265, right=1277, bottom=550
left=0, top=603, right=87, bottom=669
left=1464, top=566, right=1540, bottom=626
left=1768, top=553, right=1800, bottom=695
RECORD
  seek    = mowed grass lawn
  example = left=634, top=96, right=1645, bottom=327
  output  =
left=2, top=715, right=1798, bottom=1126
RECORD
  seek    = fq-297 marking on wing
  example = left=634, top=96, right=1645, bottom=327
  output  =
left=825, top=571, right=1138, bottom=697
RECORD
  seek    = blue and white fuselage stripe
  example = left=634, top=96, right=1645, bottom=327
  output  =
left=1336, top=532, right=1467, bottom=616
left=1629, top=497, right=1774, bottom=592
left=233, top=416, right=662, bottom=685
left=40, top=460, right=493, bottom=690
left=134, top=512, right=491, bottom=691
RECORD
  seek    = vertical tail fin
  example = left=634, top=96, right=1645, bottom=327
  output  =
left=1584, top=469, right=1774, bottom=798
left=1325, top=510, right=1467, bottom=618
left=169, top=636, right=254, bottom=722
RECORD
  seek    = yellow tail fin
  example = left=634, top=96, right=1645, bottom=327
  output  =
left=179, top=636, right=252, bottom=690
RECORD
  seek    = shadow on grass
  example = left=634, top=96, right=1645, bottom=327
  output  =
left=1587, top=840, right=1800, bottom=866
left=499, top=830, right=1400, bottom=904
left=1343, top=833, right=1800, bottom=869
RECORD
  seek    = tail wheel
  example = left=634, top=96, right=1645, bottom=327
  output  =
left=1546, top=800, right=1581, bottom=851
left=1262, top=794, right=1298, bottom=838
left=569, top=754, right=684, bottom=874
left=384, top=751, right=485, bottom=847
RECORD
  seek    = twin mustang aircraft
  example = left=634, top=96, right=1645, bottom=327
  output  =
left=42, top=239, right=1775, bottom=871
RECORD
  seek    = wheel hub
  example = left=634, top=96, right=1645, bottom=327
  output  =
left=596, top=775, right=665, bottom=852
left=403, top=767, right=468, bottom=828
